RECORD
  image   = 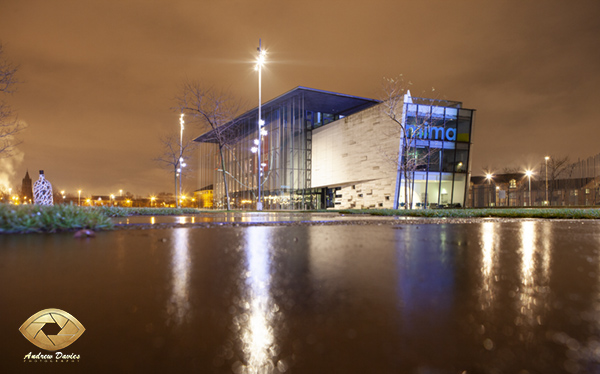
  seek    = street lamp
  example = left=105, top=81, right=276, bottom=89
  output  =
left=255, top=39, right=266, bottom=211
left=525, top=170, right=533, bottom=206
left=485, top=173, right=493, bottom=206
left=178, top=113, right=185, bottom=208
left=78, top=190, right=82, bottom=206
left=545, top=156, right=550, bottom=205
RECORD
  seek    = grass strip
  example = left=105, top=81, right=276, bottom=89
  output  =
left=0, top=204, right=114, bottom=234
left=94, top=206, right=200, bottom=217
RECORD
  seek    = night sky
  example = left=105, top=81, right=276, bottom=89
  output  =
left=1, top=0, right=599, bottom=197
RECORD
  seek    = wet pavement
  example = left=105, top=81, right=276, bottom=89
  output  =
left=2, top=215, right=600, bottom=373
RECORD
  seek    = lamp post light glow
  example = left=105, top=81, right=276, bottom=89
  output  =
left=525, top=170, right=533, bottom=206
left=78, top=190, right=81, bottom=206
left=255, top=39, right=266, bottom=211
left=485, top=173, right=493, bottom=206
left=545, top=156, right=549, bottom=205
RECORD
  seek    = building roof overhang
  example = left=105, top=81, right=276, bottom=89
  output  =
left=193, top=86, right=380, bottom=144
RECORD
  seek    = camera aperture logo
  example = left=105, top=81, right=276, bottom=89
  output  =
left=19, top=308, right=85, bottom=363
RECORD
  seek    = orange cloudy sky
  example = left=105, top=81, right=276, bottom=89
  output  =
left=1, top=0, right=599, bottom=196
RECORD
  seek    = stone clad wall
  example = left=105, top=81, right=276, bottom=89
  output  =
left=311, top=104, right=400, bottom=209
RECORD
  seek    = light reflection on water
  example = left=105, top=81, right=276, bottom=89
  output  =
left=233, top=227, right=280, bottom=374
left=146, top=220, right=600, bottom=372
left=167, top=228, right=191, bottom=326
left=516, top=221, right=551, bottom=337
left=395, top=226, right=455, bottom=334
left=479, top=221, right=498, bottom=311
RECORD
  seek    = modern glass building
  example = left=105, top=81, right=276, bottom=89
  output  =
left=194, top=87, right=474, bottom=210
left=394, top=95, right=475, bottom=208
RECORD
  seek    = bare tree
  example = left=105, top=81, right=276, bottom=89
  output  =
left=177, top=82, right=244, bottom=211
left=381, top=76, right=445, bottom=209
left=154, top=134, right=196, bottom=207
left=0, top=43, right=25, bottom=158
left=501, top=166, right=521, bottom=174
left=545, top=155, right=571, bottom=205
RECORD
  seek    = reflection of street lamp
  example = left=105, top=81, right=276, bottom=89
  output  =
left=78, top=190, right=82, bottom=206
left=545, top=156, right=549, bottom=205
left=255, top=39, right=266, bottom=211
left=525, top=170, right=533, bottom=206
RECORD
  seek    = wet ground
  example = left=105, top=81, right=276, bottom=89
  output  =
left=1, top=213, right=600, bottom=373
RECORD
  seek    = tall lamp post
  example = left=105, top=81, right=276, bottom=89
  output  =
left=179, top=114, right=185, bottom=208
left=255, top=39, right=266, bottom=211
left=545, top=156, right=549, bottom=205
left=175, top=114, right=186, bottom=208
left=525, top=170, right=533, bottom=206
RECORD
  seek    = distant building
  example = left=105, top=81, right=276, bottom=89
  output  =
left=194, top=86, right=475, bottom=210
left=468, top=153, right=600, bottom=207
left=21, top=170, right=33, bottom=204
left=194, top=185, right=213, bottom=209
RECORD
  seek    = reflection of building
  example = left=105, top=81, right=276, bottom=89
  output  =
left=194, top=87, right=475, bottom=210
left=21, top=170, right=33, bottom=203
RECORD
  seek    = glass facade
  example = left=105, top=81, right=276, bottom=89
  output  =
left=196, top=88, right=372, bottom=210
left=396, top=101, right=474, bottom=208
